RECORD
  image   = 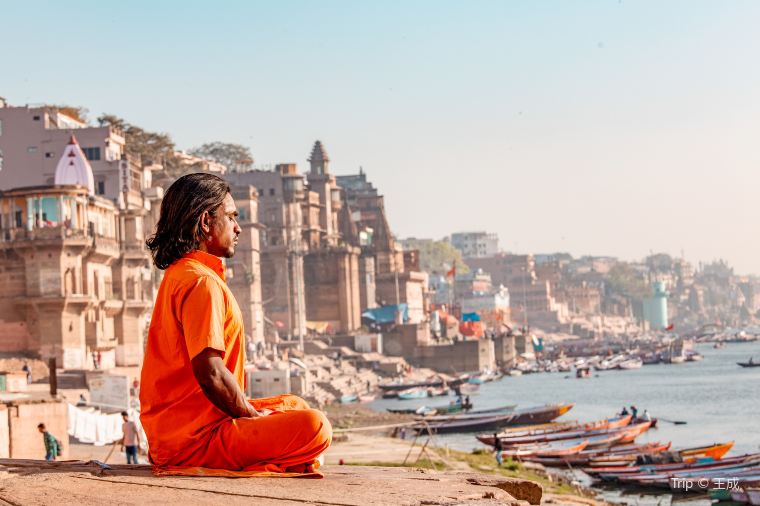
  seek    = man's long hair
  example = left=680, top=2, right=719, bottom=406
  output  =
left=146, top=173, right=231, bottom=270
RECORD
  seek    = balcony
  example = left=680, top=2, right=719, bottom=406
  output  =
left=1, top=226, right=90, bottom=250
left=90, top=235, right=120, bottom=262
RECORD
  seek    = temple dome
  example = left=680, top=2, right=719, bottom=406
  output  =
left=54, top=135, right=95, bottom=195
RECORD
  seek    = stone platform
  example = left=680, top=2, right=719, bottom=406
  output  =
left=0, top=459, right=543, bottom=505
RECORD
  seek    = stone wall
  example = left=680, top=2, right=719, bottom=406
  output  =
left=4, top=399, right=68, bottom=459
left=412, top=339, right=495, bottom=374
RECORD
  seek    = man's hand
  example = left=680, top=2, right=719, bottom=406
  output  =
left=191, top=348, right=259, bottom=419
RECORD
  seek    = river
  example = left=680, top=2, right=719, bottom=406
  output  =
left=370, top=340, right=760, bottom=505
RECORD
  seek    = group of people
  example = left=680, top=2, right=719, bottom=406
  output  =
left=620, top=405, right=651, bottom=422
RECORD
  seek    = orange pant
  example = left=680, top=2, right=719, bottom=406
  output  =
left=175, top=394, right=332, bottom=472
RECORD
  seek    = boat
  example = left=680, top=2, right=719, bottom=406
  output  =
left=530, top=442, right=672, bottom=467
left=397, top=388, right=428, bottom=400
left=686, top=352, right=703, bottom=362
left=458, top=383, right=480, bottom=395
left=426, top=386, right=449, bottom=397
left=576, top=367, right=592, bottom=379
left=358, top=394, right=376, bottom=403
left=738, top=359, right=760, bottom=368
left=378, top=378, right=445, bottom=391
left=713, top=342, right=726, bottom=349
left=680, top=441, right=734, bottom=460
left=417, top=404, right=572, bottom=434
left=477, top=416, right=632, bottom=446
left=617, top=358, right=643, bottom=370
left=502, top=439, right=589, bottom=458
left=508, top=369, right=523, bottom=377
left=339, top=394, right=358, bottom=404
left=507, top=403, right=574, bottom=426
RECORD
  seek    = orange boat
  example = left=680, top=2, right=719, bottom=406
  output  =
left=615, top=421, right=653, bottom=444
left=503, top=440, right=589, bottom=458
left=681, top=441, right=734, bottom=461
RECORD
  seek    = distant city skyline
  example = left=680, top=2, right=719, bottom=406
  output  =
left=2, top=1, right=760, bottom=274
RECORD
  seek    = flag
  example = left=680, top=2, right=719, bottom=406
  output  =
left=446, top=261, right=456, bottom=279
left=665, top=323, right=674, bottom=331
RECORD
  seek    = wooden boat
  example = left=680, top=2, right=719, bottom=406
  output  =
left=738, top=360, right=760, bottom=368
left=589, top=454, right=760, bottom=477
left=414, top=412, right=518, bottom=434
left=397, top=388, right=428, bottom=400
left=477, top=417, right=617, bottom=446
left=587, top=442, right=733, bottom=469
left=680, top=441, right=734, bottom=460
left=358, top=394, right=376, bottom=403
left=617, top=358, right=643, bottom=370
left=502, top=440, right=589, bottom=458
left=507, top=403, right=574, bottom=426
left=530, top=442, right=671, bottom=467
left=595, top=453, right=760, bottom=484
left=426, top=386, right=449, bottom=397
left=378, top=379, right=445, bottom=391
left=478, top=416, right=636, bottom=447
left=418, top=404, right=571, bottom=434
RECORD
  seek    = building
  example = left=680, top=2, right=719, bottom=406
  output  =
left=0, top=136, right=151, bottom=368
left=336, top=170, right=428, bottom=323
left=643, top=281, right=669, bottom=330
left=450, top=231, right=499, bottom=259
left=225, top=141, right=362, bottom=339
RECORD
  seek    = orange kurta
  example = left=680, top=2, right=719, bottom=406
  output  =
left=140, top=250, right=331, bottom=471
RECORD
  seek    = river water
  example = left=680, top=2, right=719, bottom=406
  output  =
left=370, top=340, right=760, bottom=505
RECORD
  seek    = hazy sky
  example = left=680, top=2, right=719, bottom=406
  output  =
left=2, top=1, right=760, bottom=273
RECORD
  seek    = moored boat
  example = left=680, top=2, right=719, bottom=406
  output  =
left=397, top=388, right=428, bottom=400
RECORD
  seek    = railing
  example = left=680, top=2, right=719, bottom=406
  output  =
left=0, top=226, right=88, bottom=242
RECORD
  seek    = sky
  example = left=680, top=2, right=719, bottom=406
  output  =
left=2, top=1, right=760, bottom=274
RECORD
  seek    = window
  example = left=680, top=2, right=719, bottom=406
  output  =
left=269, top=188, right=275, bottom=196
left=0, top=119, right=3, bottom=135
left=96, top=181, right=105, bottom=195
left=33, top=115, right=41, bottom=121
left=45, top=152, right=55, bottom=159
left=82, top=147, right=101, bottom=161
left=0, top=149, right=3, bottom=171
left=27, top=146, right=38, bottom=153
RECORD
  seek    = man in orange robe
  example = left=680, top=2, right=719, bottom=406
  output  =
left=140, top=173, right=331, bottom=472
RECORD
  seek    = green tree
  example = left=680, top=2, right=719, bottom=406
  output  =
left=189, top=142, right=254, bottom=173
left=606, top=263, right=649, bottom=300
left=401, top=238, right=469, bottom=275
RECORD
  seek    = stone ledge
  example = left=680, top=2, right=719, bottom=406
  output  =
left=0, top=459, right=543, bottom=505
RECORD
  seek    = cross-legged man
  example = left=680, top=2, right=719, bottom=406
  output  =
left=140, top=173, right=331, bottom=472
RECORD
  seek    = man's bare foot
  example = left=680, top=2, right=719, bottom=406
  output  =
left=285, top=462, right=316, bottom=473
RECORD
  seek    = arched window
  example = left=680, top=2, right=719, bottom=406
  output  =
left=0, top=149, right=4, bottom=171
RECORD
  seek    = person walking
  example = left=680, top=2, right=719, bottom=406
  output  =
left=22, top=362, right=32, bottom=384
left=37, top=423, right=59, bottom=461
left=493, top=433, right=504, bottom=466
left=121, top=411, right=139, bottom=464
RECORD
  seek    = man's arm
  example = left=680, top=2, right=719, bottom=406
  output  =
left=191, top=348, right=258, bottom=418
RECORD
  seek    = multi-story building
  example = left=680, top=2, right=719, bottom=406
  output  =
left=226, top=142, right=362, bottom=338
left=450, top=231, right=499, bottom=259
left=0, top=134, right=150, bottom=368
left=336, top=170, right=428, bottom=323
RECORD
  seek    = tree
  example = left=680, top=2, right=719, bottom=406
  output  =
left=401, top=238, right=469, bottom=276
left=188, top=142, right=254, bottom=173
left=606, top=263, right=649, bottom=300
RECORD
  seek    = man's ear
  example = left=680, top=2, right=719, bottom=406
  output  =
left=200, top=210, right=212, bottom=234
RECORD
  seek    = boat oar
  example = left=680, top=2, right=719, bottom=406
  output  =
left=659, top=418, right=687, bottom=425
